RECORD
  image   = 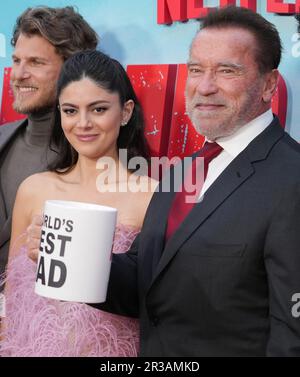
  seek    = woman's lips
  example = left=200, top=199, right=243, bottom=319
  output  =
left=76, top=134, right=99, bottom=142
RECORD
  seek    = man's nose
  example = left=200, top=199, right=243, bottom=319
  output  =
left=196, top=71, right=218, bottom=96
left=11, top=62, right=31, bottom=81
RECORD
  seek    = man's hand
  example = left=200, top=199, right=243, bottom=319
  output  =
left=26, top=215, right=43, bottom=262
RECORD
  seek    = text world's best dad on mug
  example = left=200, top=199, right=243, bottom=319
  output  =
left=35, top=200, right=117, bottom=303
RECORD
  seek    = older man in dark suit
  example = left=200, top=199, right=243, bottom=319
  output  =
left=99, top=6, right=300, bottom=356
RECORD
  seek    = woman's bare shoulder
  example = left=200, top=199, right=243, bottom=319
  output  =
left=18, top=171, right=58, bottom=197
left=22, top=171, right=57, bottom=184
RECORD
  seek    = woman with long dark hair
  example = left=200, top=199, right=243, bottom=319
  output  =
left=1, top=50, right=157, bottom=356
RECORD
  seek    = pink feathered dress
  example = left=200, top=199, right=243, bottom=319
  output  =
left=0, top=224, right=139, bottom=357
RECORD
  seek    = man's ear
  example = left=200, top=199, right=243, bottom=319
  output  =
left=262, top=69, right=279, bottom=103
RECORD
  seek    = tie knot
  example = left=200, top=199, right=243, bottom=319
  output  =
left=199, top=141, right=223, bottom=163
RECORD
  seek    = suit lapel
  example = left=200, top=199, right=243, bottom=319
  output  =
left=140, top=165, right=181, bottom=286
left=0, top=119, right=27, bottom=154
left=0, top=217, right=12, bottom=248
left=152, top=152, right=254, bottom=283
left=0, top=119, right=27, bottom=246
left=149, top=117, right=285, bottom=286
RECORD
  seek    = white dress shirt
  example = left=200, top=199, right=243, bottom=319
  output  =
left=199, top=109, right=273, bottom=200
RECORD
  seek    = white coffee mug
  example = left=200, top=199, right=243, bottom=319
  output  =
left=35, top=200, right=117, bottom=303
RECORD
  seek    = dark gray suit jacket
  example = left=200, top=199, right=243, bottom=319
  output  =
left=0, top=119, right=27, bottom=277
left=98, top=117, right=300, bottom=356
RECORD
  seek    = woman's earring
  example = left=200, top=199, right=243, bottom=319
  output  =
left=121, top=120, right=127, bottom=126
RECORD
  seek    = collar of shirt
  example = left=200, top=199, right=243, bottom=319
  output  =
left=198, top=109, right=273, bottom=200
left=207, top=109, right=273, bottom=158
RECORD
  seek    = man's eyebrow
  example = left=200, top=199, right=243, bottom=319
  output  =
left=187, top=61, right=244, bottom=70
left=12, top=54, right=49, bottom=62
left=187, top=60, right=198, bottom=66
left=217, top=62, right=244, bottom=70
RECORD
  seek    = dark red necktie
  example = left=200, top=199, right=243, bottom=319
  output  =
left=165, top=142, right=223, bottom=241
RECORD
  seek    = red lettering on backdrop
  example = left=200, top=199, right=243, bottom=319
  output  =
left=126, top=64, right=177, bottom=157
left=186, top=1, right=216, bottom=19
left=238, top=0, right=257, bottom=12
left=267, top=0, right=296, bottom=14
left=186, top=1, right=256, bottom=25
left=167, top=64, right=205, bottom=159
left=157, top=0, right=187, bottom=24
left=158, top=0, right=250, bottom=25
left=157, top=0, right=299, bottom=24
left=220, top=0, right=236, bottom=7
left=0, top=67, right=26, bottom=125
